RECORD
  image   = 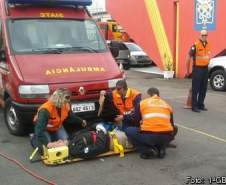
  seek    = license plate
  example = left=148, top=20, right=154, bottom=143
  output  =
left=71, top=103, right=95, bottom=113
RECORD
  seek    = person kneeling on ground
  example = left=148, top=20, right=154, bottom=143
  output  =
left=99, top=80, right=142, bottom=131
left=98, top=90, right=122, bottom=131
left=125, top=87, right=177, bottom=159
left=31, top=88, right=87, bottom=150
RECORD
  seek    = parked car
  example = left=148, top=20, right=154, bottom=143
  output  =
left=107, top=40, right=130, bottom=70
left=208, top=56, right=226, bottom=91
left=124, top=42, right=153, bottom=66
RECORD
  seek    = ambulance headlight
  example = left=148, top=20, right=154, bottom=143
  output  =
left=19, top=85, right=50, bottom=98
left=108, top=78, right=123, bottom=88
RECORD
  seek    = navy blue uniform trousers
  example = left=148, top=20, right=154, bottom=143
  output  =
left=125, top=127, right=173, bottom=154
left=192, top=66, right=208, bottom=110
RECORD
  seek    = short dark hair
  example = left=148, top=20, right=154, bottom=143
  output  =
left=116, top=80, right=128, bottom=90
left=147, top=87, right=159, bottom=96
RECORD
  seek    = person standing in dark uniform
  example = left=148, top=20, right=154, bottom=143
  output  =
left=186, top=30, right=211, bottom=113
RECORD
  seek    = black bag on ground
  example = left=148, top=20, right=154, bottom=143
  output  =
left=68, top=129, right=110, bottom=159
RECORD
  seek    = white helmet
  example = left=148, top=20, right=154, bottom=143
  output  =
left=96, top=124, right=107, bottom=134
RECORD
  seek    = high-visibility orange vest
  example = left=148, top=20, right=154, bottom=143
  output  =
left=195, top=40, right=211, bottom=67
left=34, top=101, right=70, bottom=132
left=140, top=95, right=173, bottom=132
left=112, top=88, right=140, bottom=115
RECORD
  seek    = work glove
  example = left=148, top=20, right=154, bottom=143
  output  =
left=82, top=120, right=87, bottom=128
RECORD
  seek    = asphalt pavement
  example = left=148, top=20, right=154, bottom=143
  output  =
left=1, top=68, right=226, bottom=185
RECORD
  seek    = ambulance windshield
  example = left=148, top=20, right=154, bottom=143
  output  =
left=8, top=19, right=107, bottom=54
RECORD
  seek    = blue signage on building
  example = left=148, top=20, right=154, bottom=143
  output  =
left=194, top=0, right=216, bottom=31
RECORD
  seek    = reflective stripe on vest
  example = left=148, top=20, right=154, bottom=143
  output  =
left=195, top=40, right=210, bottom=67
left=143, top=113, right=170, bottom=120
left=112, top=88, right=140, bottom=115
left=196, top=56, right=210, bottom=60
left=140, top=96, right=173, bottom=132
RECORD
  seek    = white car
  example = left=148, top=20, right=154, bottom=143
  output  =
left=208, top=56, right=226, bottom=91
left=124, top=42, right=153, bottom=66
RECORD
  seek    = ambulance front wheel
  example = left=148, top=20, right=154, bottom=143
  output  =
left=4, top=98, right=26, bottom=136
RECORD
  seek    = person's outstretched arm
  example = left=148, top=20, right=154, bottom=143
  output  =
left=34, top=109, right=50, bottom=147
left=64, top=111, right=87, bottom=128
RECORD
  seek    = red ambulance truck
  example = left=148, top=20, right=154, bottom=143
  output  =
left=0, top=0, right=123, bottom=135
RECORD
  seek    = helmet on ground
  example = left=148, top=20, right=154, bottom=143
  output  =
left=96, top=123, right=107, bottom=134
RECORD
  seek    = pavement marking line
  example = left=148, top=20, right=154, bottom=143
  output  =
left=177, top=123, right=226, bottom=143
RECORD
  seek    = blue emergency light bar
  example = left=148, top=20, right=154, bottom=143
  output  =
left=7, top=0, right=92, bottom=6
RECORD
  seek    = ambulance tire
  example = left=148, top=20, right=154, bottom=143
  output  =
left=4, top=98, right=26, bottom=136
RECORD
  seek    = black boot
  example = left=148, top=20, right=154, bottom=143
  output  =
left=139, top=147, right=158, bottom=159
left=157, top=147, right=166, bottom=159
